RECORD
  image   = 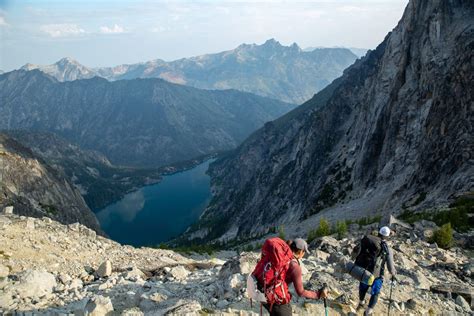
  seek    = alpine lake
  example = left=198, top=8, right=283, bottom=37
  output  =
left=97, top=159, right=214, bottom=247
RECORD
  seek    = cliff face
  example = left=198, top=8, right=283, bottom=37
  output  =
left=185, top=0, right=474, bottom=242
left=0, top=134, right=102, bottom=233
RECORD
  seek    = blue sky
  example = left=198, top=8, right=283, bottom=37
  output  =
left=0, top=0, right=408, bottom=71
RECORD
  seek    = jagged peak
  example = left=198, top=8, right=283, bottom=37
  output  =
left=56, top=57, right=84, bottom=67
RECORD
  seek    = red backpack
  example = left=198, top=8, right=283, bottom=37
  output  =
left=252, top=237, right=294, bottom=309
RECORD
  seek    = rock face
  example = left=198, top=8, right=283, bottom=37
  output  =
left=0, top=70, right=294, bottom=167
left=0, top=212, right=472, bottom=315
left=0, top=134, right=101, bottom=232
left=22, top=41, right=358, bottom=104
left=185, top=0, right=474, bottom=242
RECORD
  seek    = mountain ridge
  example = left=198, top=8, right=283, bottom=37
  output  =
left=19, top=39, right=358, bottom=104
left=0, top=69, right=294, bottom=167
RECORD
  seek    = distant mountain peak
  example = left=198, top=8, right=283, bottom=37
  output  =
left=262, top=38, right=282, bottom=47
left=56, top=57, right=81, bottom=66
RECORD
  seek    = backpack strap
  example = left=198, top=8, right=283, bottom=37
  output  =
left=379, top=241, right=389, bottom=277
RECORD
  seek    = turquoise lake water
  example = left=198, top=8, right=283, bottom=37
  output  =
left=96, top=160, right=213, bottom=247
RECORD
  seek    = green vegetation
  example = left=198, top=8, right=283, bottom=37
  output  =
left=399, top=197, right=473, bottom=233
left=413, top=192, right=427, bottom=206
left=335, top=221, right=348, bottom=239
left=430, top=223, right=454, bottom=249
left=39, top=203, right=58, bottom=215
left=278, top=225, right=286, bottom=240
left=307, top=219, right=331, bottom=243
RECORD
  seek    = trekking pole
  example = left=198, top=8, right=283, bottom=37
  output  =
left=387, top=278, right=394, bottom=316
left=321, top=283, right=328, bottom=316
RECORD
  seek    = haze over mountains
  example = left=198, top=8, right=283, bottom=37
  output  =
left=183, top=0, right=474, bottom=243
left=19, top=39, right=358, bottom=104
left=0, top=70, right=293, bottom=167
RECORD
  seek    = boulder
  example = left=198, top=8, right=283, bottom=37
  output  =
left=69, top=278, right=83, bottom=289
left=25, top=217, right=35, bottom=230
left=123, top=266, right=146, bottom=281
left=97, top=260, right=112, bottom=278
left=169, top=266, right=190, bottom=281
left=314, top=250, right=330, bottom=261
left=84, top=295, right=114, bottom=316
left=12, top=269, right=57, bottom=297
left=2, top=206, right=13, bottom=214
left=311, top=236, right=340, bottom=253
left=431, top=284, right=473, bottom=308
left=455, top=295, right=471, bottom=312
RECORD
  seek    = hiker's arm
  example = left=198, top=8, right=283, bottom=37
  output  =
left=386, top=247, right=396, bottom=275
left=290, top=262, right=319, bottom=299
left=351, top=242, right=361, bottom=260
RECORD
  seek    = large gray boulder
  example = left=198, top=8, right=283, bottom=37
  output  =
left=84, top=295, right=114, bottom=316
left=12, top=270, right=57, bottom=297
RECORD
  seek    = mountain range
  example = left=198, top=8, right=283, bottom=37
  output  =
left=181, top=0, right=474, bottom=243
left=304, top=46, right=368, bottom=58
left=0, top=70, right=294, bottom=167
left=19, top=40, right=358, bottom=104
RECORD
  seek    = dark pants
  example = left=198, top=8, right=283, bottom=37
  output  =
left=263, top=303, right=292, bottom=316
left=359, top=278, right=384, bottom=308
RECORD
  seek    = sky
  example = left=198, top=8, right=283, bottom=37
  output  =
left=0, top=0, right=408, bottom=71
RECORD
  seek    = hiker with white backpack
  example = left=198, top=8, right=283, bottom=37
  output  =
left=247, top=237, right=328, bottom=316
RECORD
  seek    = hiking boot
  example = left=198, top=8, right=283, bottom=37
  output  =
left=356, top=301, right=365, bottom=311
left=364, top=307, right=374, bottom=315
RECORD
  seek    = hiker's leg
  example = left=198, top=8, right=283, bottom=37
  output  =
left=368, top=278, right=384, bottom=308
left=359, top=282, right=369, bottom=302
left=263, top=304, right=292, bottom=316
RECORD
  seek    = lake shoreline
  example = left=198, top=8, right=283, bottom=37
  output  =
left=96, top=158, right=217, bottom=247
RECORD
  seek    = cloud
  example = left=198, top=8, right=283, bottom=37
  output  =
left=99, top=24, right=125, bottom=34
left=40, top=23, right=85, bottom=37
left=338, top=5, right=367, bottom=13
left=0, top=16, right=8, bottom=27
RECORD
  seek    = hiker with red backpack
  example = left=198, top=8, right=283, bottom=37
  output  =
left=247, top=237, right=328, bottom=316
left=352, top=226, right=397, bottom=315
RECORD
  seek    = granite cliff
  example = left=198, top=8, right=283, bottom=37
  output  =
left=184, top=0, right=474, bottom=242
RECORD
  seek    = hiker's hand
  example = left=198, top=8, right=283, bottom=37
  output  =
left=318, top=288, right=328, bottom=299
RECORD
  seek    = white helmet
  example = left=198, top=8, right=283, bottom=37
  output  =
left=379, top=226, right=391, bottom=237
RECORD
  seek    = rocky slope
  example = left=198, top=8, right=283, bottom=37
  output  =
left=0, top=211, right=472, bottom=315
left=0, top=70, right=294, bottom=167
left=0, top=134, right=101, bottom=232
left=22, top=40, right=358, bottom=104
left=185, top=0, right=474, bottom=242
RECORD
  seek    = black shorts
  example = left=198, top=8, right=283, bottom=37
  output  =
left=263, top=303, right=292, bottom=316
